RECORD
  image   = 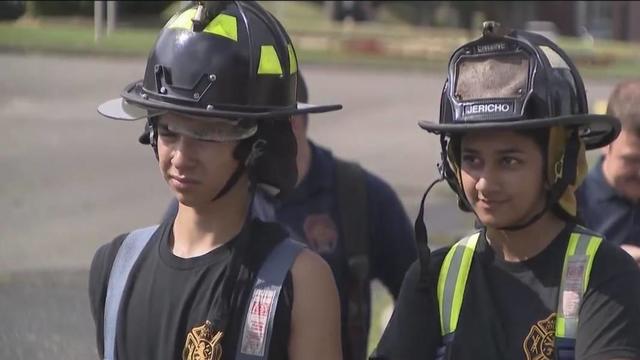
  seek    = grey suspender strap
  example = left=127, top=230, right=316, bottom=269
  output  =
left=236, top=238, right=306, bottom=359
left=103, top=225, right=159, bottom=360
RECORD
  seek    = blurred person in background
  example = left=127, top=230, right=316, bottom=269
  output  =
left=89, top=2, right=342, bottom=359
left=577, top=80, right=640, bottom=266
left=161, top=72, right=417, bottom=360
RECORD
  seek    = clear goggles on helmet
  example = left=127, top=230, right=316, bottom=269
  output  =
left=156, top=113, right=258, bottom=142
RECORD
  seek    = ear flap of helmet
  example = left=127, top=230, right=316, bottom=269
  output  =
left=546, top=126, right=588, bottom=218
left=235, top=118, right=298, bottom=199
left=441, top=135, right=473, bottom=212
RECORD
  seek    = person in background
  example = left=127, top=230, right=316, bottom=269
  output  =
left=577, top=80, right=640, bottom=266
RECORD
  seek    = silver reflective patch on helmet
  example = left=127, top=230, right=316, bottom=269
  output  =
left=162, top=114, right=257, bottom=142
left=455, top=52, right=529, bottom=101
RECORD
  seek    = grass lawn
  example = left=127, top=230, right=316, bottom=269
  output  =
left=3, top=1, right=640, bottom=79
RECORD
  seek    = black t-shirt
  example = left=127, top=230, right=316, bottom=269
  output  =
left=372, top=223, right=640, bottom=360
left=89, top=218, right=293, bottom=360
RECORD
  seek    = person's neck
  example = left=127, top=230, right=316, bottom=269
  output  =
left=296, top=138, right=312, bottom=186
left=172, top=181, right=250, bottom=258
left=485, top=212, right=566, bottom=262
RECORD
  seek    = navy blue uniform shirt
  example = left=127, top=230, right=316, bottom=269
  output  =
left=577, top=156, right=640, bottom=246
left=254, top=142, right=416, bottom=334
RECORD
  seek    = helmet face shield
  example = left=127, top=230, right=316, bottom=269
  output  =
left=97, top=2, right=341, bottom=123
left=449, top=41, right=536, bottom=124
left=455, top=52, right=530, bottom=102
left=157, top=113, right=258, bottom=142
left=420, top=27, right=620, bottom=150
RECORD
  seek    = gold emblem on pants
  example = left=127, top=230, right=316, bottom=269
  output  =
left=183, top=320, right=223, bottom=360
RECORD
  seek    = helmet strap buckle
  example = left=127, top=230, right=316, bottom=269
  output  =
left=554, top=154, right=565, bottom=182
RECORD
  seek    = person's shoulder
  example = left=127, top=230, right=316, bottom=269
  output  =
left=573, top=225, right=640, bottom=280
left=333, top=155, right=400, bottom=200
left=363, top=167, right=396, bottom=194
left=401, top=244, right=455, bottom=284
left=250, top=218, right=288, bottom=239
left=291, top=248, right=332, bottom=280
left=89, top=233, right=129, bottom=282
left=594, top=236, right=639, bottom=271
left=245, top=218, right=292, bottom=268
left=88, top=232, right=130, bottom=318
left=290, top=248, right=337, bottom=306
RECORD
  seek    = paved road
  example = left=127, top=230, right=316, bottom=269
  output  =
left=0, top=52, right=617, bottom=359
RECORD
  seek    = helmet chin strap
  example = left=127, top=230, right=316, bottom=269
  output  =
left=495, top=197, right=550, bottom=231
left=210, top=139, right=266, bottom=202
left=414, top=159, right=448, bottom=288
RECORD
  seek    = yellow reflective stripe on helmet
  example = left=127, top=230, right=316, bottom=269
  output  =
left=437, top=232, right=479, bottom=336
left=258, top=45, right=283, bottom=75
left=556, top=232, right=602, bottom=339
left=203, top=13, right=237, bottom=41
left=167, top=8, right=197, bottom=30
left=288, top=44, right=298, bottom=74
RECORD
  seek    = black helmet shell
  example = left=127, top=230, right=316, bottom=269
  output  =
left=98, top=1, right=341, bottom=121
left=419, top=23, right=619, bottom=150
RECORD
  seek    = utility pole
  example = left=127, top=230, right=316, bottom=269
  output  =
left=94, top=1, right=105, bottom=43
left=106, top=1, right=117, bottom=36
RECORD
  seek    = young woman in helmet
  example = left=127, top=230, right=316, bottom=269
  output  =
left=372, top=23, right=640, bottom=360
left=89, top=2, right=342, bottom=360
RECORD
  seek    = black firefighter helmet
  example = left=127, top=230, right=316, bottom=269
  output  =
left=413, top=21, right=621, bottom=285
left=97, top=1, right=342, bottom=199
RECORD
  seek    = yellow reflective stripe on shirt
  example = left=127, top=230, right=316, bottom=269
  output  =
left=437, top=232, right=479, bottom=335
left=167, top=8, right=197, bottom=30
left=203, top=13, right=237, bottom=41
left=556, top=232, right=602, bottom=339
left=258, top=45, right=283, bottom=75
left=437, top=242, right=456, bottom=335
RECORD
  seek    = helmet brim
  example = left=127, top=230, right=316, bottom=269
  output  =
left=97, top=98, right=166, bottom=121
left=418, top=114, right=620, bottom=150
left=97, top=80, right=342, bottom=121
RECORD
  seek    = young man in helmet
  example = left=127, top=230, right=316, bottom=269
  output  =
left=160, top=72, right=417, bottom=360
left=89, top=2, right=342, bottom=360
left=577, top=80, right=640, bottom=266
left=372, top=22, right=640, bottom=360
